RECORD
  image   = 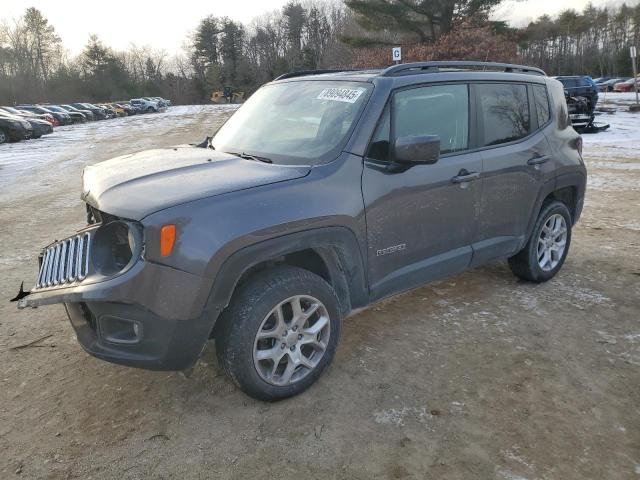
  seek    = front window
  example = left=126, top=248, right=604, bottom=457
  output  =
left=212, top=80, right=373, bottom=165
left=367, top=83, right=469, bottom=162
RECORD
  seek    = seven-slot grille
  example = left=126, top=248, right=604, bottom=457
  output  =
left=35, top=232, right=91, bottom=289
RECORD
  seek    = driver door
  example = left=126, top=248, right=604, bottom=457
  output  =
left=362, top=83, right=482, bottom=300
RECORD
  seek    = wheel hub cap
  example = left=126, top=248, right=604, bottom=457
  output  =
left=285, top=331, right=298, bottom=347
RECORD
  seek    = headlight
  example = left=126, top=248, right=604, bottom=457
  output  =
left=92, top=221, right=141, bottom=276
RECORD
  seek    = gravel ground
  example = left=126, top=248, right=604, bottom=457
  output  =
left=0, top=97, right=639, bottom=480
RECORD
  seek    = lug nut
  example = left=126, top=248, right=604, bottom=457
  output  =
left=290, top=345, right=295, bottom=351
left=281, top=343, right=286, bottom=349
left=292, top=325, right=298, bottom=331
left=298, top=334, right=303, bottom=340
left=282, top=330, right=287, bottom=336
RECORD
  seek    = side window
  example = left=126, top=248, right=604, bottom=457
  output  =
left=366, top=84, right=469, bottom=161
left=532, top=84, right=550, bottom=126
left=477, top=83, right=531, bottom=146
left=394, top=84, right=469, bottom=155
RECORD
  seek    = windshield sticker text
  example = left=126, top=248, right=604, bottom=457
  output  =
left=317, top=88, right=365, bottom=104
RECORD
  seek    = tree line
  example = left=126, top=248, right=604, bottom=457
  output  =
left=518, top=3, right=640, bottom=77
left=0, top=1, right=638, bottom=106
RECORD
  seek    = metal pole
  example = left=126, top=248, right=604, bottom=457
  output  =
left=633, top=53, right=639, bottom=106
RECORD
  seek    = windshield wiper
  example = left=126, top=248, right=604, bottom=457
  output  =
left=227, top=151, right=272, bottom=163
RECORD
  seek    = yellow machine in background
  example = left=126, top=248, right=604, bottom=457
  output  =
left=211, top=87, right=245, bottom=104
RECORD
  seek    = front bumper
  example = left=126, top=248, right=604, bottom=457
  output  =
left=19, top=259, right=215, bottom=370
left=64, top=301, right=213, bottom=370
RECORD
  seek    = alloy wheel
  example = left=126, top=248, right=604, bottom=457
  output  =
left=537, top=213, right=567, bottom=271
left=253, top=295, right=331, bottom=386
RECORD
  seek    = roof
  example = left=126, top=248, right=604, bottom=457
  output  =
left=273, top=61, right=547, bottom=83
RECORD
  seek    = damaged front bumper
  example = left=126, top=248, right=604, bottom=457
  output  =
left=17, top=245, right=215, bottom=371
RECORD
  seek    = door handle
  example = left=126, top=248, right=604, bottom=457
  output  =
left=527, top=154, right=550, bottom=165
left=451, top=169, right=480, bottom=184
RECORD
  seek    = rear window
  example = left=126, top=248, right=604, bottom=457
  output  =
left=532, top=85, right=550, bottom=126
left=559, top=78, right=579, bottom=88
left=477, top=83, right=531, bottom=147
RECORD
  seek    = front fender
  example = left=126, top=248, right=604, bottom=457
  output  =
left=202, top=226, right=369, bottom=329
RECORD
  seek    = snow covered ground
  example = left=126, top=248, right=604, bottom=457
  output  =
left=0, top=104, right=238, bottom=198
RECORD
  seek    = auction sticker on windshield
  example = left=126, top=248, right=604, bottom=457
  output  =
left=317, top=87, right=366, bottom=103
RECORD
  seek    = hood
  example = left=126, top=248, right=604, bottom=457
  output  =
left=82, top=146, right=311, bottom=220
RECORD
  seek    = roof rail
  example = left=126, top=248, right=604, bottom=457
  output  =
left=274, top=69, right=351, bottom=81
left=381, top=61, right=546, bottom=77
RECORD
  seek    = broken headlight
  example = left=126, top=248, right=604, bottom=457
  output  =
left=91, top=221, right=141, bottom=277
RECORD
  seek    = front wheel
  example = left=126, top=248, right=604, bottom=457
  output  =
left=508, top=201, right=572, bottom=282
left=215, top=266, right=342, bottom=401
left=0, top=129, right=7, bottom=144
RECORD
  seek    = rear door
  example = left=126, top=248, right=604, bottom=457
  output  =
left=362, top=83, right=482, bottom=300
left=472, top=82, right=555, bottom=265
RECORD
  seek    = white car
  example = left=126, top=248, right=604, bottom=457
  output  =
left=130, top=98, right=160, bottom=113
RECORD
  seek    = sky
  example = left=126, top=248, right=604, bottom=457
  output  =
left=0, top=0, right=630, bottom=56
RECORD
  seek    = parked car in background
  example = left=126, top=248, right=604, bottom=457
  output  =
left=1, top=106, right=56, bottom=125
left=555, top=75, right=598, bottom=110
left=149, top=96, right=169, bottom=108
left=131, top=98, right=160, bottom=112
left=71, top=103, right=107, bottom=120
left=60, top=104, right=95, bottom=121
left=125, top=102, right=144, bottom=114
left=45, top=105, right=87, bottom=124
left=95, top=104, right=117, bottom=119
left=613, top=77, right=640, bottom=92
left=113, top=102, right=137, bottom=115
left=106, top=104, right=127, bottom=117
left=0, top=111, right=33, bottom=143
left=19, top=105, right=72, bottom=126
left=597, top=78, right=628, bottom=92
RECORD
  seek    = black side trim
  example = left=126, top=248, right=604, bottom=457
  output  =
left=204, top=227, right=369, bottom=327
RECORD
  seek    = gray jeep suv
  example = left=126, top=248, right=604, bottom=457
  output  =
left=16, top=62, right=586, bottom=401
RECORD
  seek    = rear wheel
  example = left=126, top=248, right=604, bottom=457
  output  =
left=0, top=129, right=7, bottom=144
left=508, top=201, right=572, bottom=282
left=215, top=266, right=342, bottom=401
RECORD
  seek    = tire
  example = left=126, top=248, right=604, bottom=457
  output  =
left=508, top=201, right=572, bottom=283
left=0, top=129, right=7, bottom=144
left=215, top=265, right=342, bottom=401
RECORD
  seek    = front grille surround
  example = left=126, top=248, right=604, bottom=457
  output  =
left=35, top=232, right=92, bottom=289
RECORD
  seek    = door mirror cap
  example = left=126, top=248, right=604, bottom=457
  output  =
left=394, top=135, right=440, bottom=165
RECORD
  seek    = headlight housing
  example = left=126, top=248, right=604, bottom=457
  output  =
left=92, top=221, right=142, bottom=277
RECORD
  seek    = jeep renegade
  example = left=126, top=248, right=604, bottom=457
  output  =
left=16, top=62, right=586, bottom=401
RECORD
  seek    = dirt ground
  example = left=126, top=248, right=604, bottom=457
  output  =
left=1, top=98, right=639, bottom=480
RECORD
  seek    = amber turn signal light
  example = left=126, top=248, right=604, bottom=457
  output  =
left=160, top=224, right=176, bottom=257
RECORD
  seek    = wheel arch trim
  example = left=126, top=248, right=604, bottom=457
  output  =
left=203, top=226, right=369, bottom=330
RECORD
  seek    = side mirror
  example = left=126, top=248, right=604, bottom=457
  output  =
left=394, top=135, right=440, bottom=165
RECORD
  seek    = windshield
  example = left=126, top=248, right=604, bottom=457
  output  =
left=212, top=80, right=373, bottom=165
left=48, top=106, right=64, bottom=112
left=2, top=107, right=20, bottom=114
